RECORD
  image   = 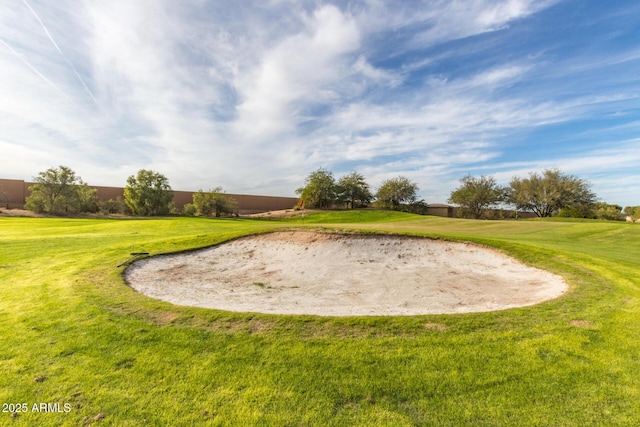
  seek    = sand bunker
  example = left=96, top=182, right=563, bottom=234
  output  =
left=125, top=230, right=568, bottom=316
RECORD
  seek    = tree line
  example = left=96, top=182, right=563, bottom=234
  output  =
left=296, top=168, right=426, bottom=213
left=298, top=167, right=637, bottom=220
left=23, top=166, right=236, bottom=217
left=19, top=165, right=638, bottom=220
left=448, top=168, right=635, bottom=220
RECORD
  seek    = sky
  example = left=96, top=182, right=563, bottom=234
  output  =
left=1, top=0, right=639, bottom=206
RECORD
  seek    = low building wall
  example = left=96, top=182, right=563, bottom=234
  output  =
left=0, top=178, right=298, bottom=214
left=0, top=179, right=27, bottom=209
left=425, top=205, right=457, bottom=218
left=0, top=178, right=541, bottom=218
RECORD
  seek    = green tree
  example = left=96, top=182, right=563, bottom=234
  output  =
left=25, top=166, right=97, bottom=214
left=623, top=206, right=640, bottom=221
left=296, top=168, right=337, bottom=208
left=557, top=205, right=598, bottom=218
left=182, top=203, right=197, bottom=216
left=399, top=199, right=429, bottom=215
left=448, top=175, right=505, bottom=219
left=375, top=176, right=419, bottom=210
left=76, top=183, right=99, bottom=213
left=124, top=169, right=173, bottom=216
left=336, top=171, right=373, bottom=209
left=592, top=202, right=623, bottom=220
left=507, top=169, right=596, bottom=218
left=98, top=197, right=127, bottom=215
left=192, top=187, right=237, bottom=217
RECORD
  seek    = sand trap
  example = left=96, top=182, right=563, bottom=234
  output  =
left=124, top=230, right=568, bottom=316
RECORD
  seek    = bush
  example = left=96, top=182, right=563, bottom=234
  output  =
left=398, top=199, right=428, bottom=215
left=98, top=198, right=125, bottom=215
left=192, top=188, right=237, bottom=217
left=183, top=203, right=197, bottom=216
left=593, top=203, right=623, bottom=220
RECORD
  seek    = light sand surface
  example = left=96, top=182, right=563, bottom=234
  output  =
left=125, top=230, right=568, bottom=316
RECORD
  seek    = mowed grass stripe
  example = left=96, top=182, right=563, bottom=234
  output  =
left=0, top=213, right=639, bottom=426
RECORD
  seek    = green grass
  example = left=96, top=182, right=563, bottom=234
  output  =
left=1, top=212, right=639, bottom=426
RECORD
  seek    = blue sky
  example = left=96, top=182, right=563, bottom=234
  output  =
left=1, top=0, right=639, bottom=206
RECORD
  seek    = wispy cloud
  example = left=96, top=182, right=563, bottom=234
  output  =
left=0, top=35, right=75, bottom=103
left=20, top=0, right=99, bottom=104
left=0, top=0, right=638, bottom=206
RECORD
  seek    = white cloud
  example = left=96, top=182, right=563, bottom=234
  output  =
left=1, top=0, right=638, bottom=206
left=406, top=0, right=560, bottom=47
left=233, top=5, right=361, bottom=140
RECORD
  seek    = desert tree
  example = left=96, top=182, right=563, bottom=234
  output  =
left=192, top=187, right=238, bottom=217
left=296, top=168, right=337, bottom=208
left=506, top=168, right=596, bottom=217
left=448, top=175, right=505, bottom=219
left=375, top=176, right=419, bottom=210
left=98, top=197, right=127, bottom=215
left=124, top=169, right=174, bottom=216
left=25, top=165, right=97, bottom=214
left=336, top=171, right=373, bottom=209
left=623, top=206, right=640, bottom=221
left=182, top=203, right=197, bottom=216
left=592, top=202, right=623, bottom=220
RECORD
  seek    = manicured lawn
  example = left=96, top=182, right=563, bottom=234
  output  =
left=1, top=212, right=639, bottom=426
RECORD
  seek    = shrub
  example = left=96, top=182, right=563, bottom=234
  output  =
left=183, top=203, right=197, bottom=216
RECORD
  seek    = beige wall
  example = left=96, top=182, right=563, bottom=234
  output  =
left=92, top=185, right=126, bottom=202
left=0, top=179, right=27, bottom=209
left=0, top=178, right=539, bottom=218
left=172, top=190, right=300, bottom=214
left=425, top=205, right=456, bottom=217
left=0, top=178, right=298, bottom=214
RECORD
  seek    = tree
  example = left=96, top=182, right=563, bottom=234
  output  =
left=623, top=206, right=640, bottom=221
left=399, top=198, right=429, bottom=215
left=98, top=197, right=127, bottom=215
left=182, top=203, right=197, bottom=216
left=124, top=169, right=173, bottom=216
left=296, top=168, right=337, bottom=208
left=192, top=187, right=238, bottom=217
left=507, top=169, right=596, bottom=218
left=336, top=171, right=373, bottom=209
left=375, top=176, right=419, bottom=210
left=24, top=166, right=97, bottom=214
left=75, top=183, right=99, bottom=213
left=448, top=175, right=505, bottom=219
left=592, top=202, right=623, bottom=220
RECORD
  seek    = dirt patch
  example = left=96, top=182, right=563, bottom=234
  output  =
left=569, top=319, right=594, bottom=328
left=423, top=323, right=448, bottom=331
left=124, top=230, right=568, bottom=316
left=0, top=209, right=41, bottom=217
left=242, top=209, right=322, bottom=219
